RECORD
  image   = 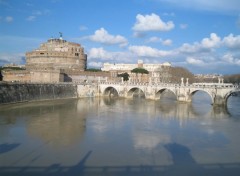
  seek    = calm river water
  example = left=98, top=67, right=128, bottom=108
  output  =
left=0, top=92, right=240, bottom=176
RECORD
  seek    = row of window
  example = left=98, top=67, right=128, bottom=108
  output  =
left=28, top=52, right=81, bottom=57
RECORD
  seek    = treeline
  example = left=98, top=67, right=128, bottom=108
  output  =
left=169, top=67, right=195, bottom=84
left=224, top=74, right=240, bottom=84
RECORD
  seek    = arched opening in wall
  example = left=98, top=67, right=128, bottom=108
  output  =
left=155, top=89, right=177, bottom=102
left=127, top=88, right=145, bottom=99
left=226, top=91, right=240, bottom=117
left=190, top=90, right=213, bottom=104
left=190, top=90, right=212, bottom=115
left=103, top=87, right=119, bottom=97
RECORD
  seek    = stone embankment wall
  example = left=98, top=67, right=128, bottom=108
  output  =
left=0, top=83, right=78, bottom=104
left=77, top=84, right=98, bottom=97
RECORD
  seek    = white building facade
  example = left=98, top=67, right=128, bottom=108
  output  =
left=101, top=60, right=171, bottom=72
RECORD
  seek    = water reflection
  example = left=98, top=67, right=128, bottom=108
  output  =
left=0, top=95, right=240, bottom=176
left=101, top=96, right=231, bottom=121
left=0, top=100, right=86, bottom=147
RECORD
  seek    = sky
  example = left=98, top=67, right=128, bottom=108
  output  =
left=0, top=0, right=240, bottom=74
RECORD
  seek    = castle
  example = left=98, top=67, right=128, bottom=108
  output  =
left=2, top=36, right=88, bottom=83
left=1, top=35, right=171, bottom=84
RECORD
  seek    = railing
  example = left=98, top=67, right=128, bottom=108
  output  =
left=99, top=82, right=239, bottom=89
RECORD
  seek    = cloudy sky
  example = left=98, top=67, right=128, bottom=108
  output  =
left=1, top=0, right=240, bottom=74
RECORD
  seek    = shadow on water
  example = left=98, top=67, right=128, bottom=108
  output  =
left=0, top=143, right=20, bottom=154
left=1, top=145, right=240, bottom=176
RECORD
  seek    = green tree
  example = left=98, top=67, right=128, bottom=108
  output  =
left=117, top=72, right=129, bottom=81
left=131, top=68, right=149, bottom=74
left=85, top=68, right=102, bottom=72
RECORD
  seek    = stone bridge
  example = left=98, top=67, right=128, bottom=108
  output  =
left=98, top=82, right=239, bottom=105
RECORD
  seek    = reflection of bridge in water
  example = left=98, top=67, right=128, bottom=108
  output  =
left=101, top=97, right=233, bottom=125
left=99, top=82, right=239, bottom=105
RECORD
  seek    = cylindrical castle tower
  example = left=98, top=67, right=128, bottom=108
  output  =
left=25, top=37, right=87, bottom=71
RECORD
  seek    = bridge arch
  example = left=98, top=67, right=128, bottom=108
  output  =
left=223, top=90, right=240, bottom=104
left=127, top=87, right=145, bottom=98
left=155, top=88, right=177, bottom=100
left=189, top=89, right=214, bottom=104
left=103, top=86, right=119, bottom=97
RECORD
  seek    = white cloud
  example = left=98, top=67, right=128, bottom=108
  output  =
left=162, top=39, right=172, bottom=46
left=88, top=61, right=103, bottom=68
left=88, top=28, right=128, bottom=47
left=223, top=34, right=240, bottom=49
left=85, top=32, right=240, bottom=73
left=133, top=31, right=147, bottom=38
left=178, top=43, right=201, bottom=53
left=5, top=16, right=13, bottom=22
left=222, top=53, right=240, bottom=65
left=146, top=37, right=162, bottom=43
left=87, top=47, right=132, bottom=62
left=201, top=33, right=221, bottom=49
left=132, top=13, right=175, bottom=32
left=26, top=16, right=36, bottom=21
left=88, top=47, right=112, bottom=60
left=0, top=52, right=25, bottom=65
left=128, top=45, right=171, bottom=57
left=179, top=33, right=221, bottom=53
left=146, top=37, right=172, bottom=46
left=186, top=57, right=205, bottom=66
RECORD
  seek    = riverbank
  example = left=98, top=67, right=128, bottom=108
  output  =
left=0, top=82, right=78, bottom=105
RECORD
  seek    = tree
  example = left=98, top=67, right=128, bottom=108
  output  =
left=169, top=67, right=195, bottom=83
left=131, top=68, right=149, bottom=74
left=85, top=68, right=102, bottom=72
left=117, top=72, right=129, bottom=81
left=224, top=74, right=240, bottom=84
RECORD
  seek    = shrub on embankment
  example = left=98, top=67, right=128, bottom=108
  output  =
left=0, top=83, right=77, bottom=104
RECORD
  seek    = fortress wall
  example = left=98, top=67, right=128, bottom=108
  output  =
left=0, top=83, right=78, bottom=104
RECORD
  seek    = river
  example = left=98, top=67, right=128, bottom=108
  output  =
left=0, top=92, right=240, bottom=176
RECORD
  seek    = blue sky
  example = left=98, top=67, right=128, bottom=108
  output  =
left=0, top=0, right=240, bottom=74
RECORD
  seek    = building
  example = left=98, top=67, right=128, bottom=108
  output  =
left=2, top=36, right=88, bottom=83
left=101, top=60, right=171, bottom=83
left=26, top=37, right=87, bottom=71
left=101, top=60, right=171, bottom=72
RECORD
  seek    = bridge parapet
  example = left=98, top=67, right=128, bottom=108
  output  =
left=97, top=82, right=239, bottom=105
